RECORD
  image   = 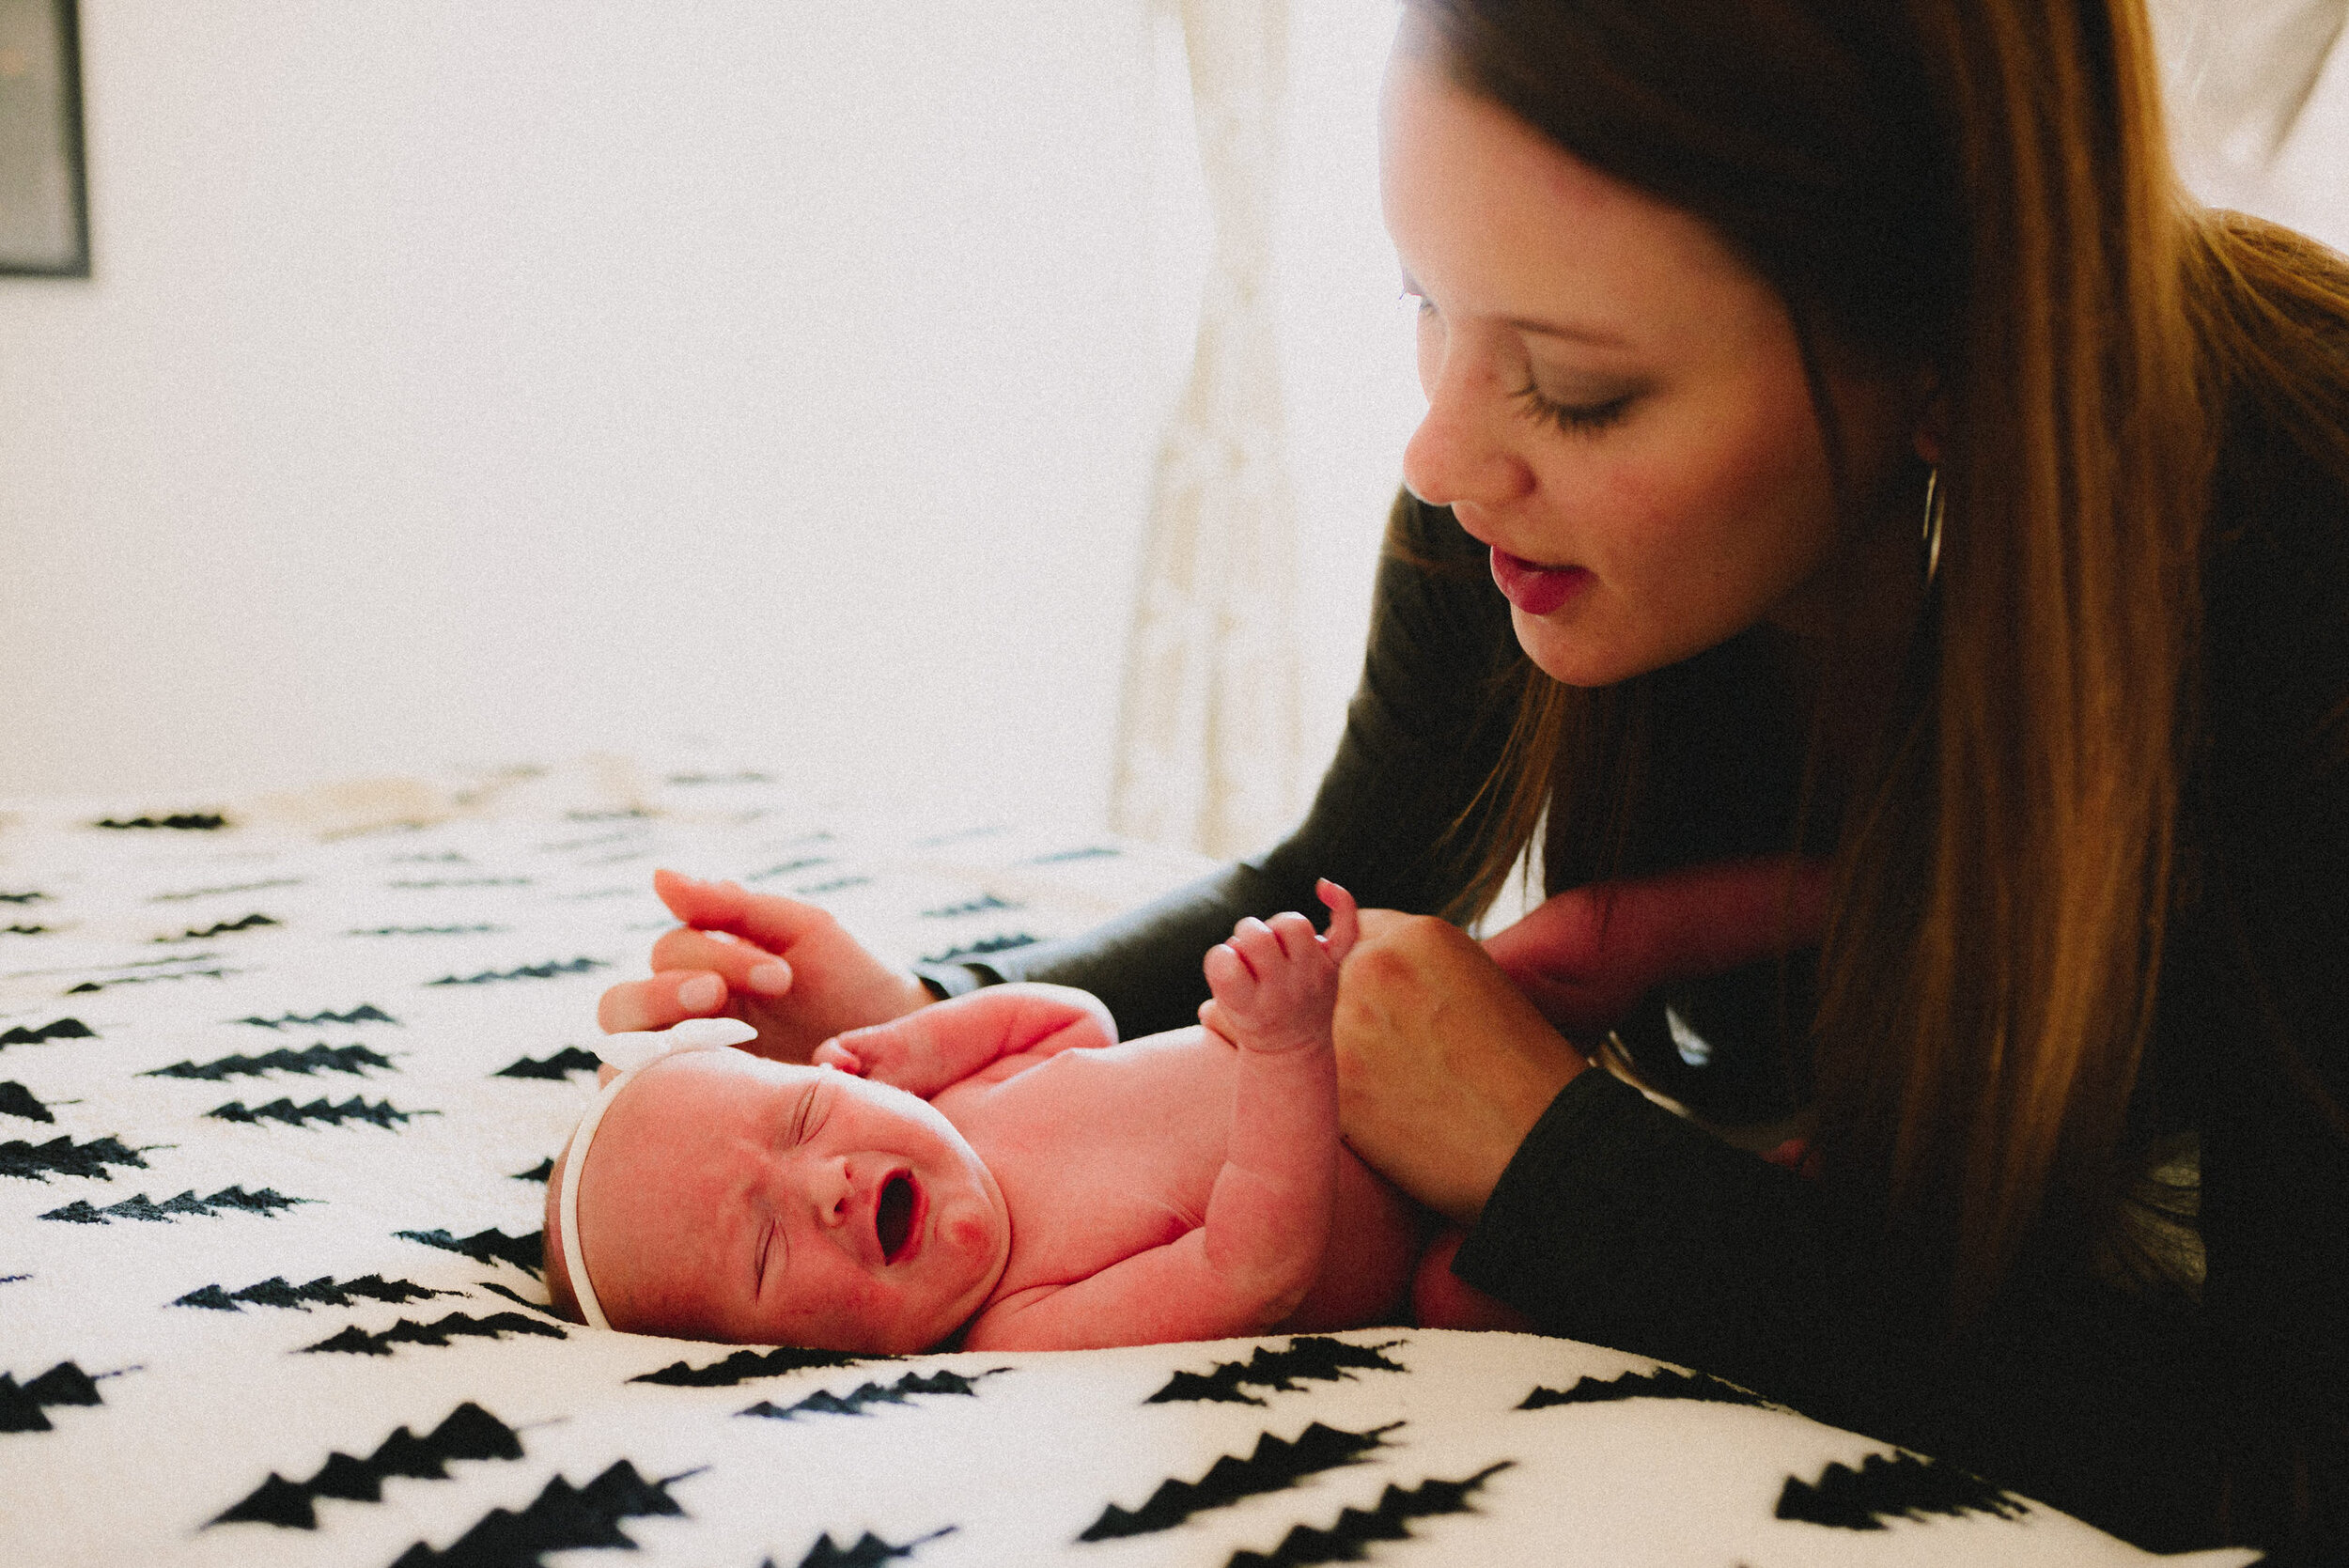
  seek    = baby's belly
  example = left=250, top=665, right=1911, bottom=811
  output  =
left=1283, top=1149, right=1428, bottom=1332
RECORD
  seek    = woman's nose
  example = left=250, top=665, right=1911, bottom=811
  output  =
left=1402, top=353, right=1534, bottom=514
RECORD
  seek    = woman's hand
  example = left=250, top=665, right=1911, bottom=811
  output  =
left=1479, top=855, right=1829, bottom=1039
left=594, top=869, right=931, bottom=1063
left=1333, top=912, right=1586, bottom=1227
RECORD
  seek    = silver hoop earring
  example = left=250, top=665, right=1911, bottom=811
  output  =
left=1921, top=465, right=1945, bottom=589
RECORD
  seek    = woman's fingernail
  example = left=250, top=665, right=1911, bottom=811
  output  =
left=748, top=961, right=790, bottom=996
left=679, top=974, right=723, bottom=1012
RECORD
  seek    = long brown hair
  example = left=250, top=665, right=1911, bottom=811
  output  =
left=1410, top=0, right=2349, bottom=1321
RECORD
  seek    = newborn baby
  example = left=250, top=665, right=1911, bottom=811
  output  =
left=544, top=880, right=1425, bottom=1353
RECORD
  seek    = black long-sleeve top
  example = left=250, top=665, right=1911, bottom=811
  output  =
left=922, top=411, right=2348, bottom=1558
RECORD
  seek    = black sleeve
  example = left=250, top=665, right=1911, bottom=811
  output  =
left=918, top=490, right=1524, bottom=1038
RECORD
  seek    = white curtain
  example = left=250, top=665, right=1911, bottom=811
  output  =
left=1109, top=0, right=1303, bottom=860
left=2152, top=0, right=2349, bottom=249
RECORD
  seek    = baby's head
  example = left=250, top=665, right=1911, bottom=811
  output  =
left=544, top=1029, right=1010, bottom=1353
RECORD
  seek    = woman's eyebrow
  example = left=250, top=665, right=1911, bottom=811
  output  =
left=1507, top=314, right=1628, bottom=347
left=1399, top=267, right=1628, bottom=349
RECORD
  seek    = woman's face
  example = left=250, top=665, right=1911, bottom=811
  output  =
left=1379, top=20, right=1921, bottom=688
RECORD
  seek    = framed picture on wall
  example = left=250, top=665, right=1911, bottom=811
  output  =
left=0, top=0, right=87, bottom=276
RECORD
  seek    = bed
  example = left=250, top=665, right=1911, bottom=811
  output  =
left=0, top=759, right=2260, bottom=1566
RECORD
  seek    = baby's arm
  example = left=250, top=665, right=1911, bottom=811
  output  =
left=964, top=881, right=1360, bottom=1350
left=814, top=982, right=1115, bottom=1097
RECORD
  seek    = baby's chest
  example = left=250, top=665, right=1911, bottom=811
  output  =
left=957, top=1047, right=1232, bottom=1281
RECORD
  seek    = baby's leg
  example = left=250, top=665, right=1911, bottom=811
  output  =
left=1411, top=1226, right=1538, bottom=1332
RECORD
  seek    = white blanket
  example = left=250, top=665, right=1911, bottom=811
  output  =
left=0, top=761, right=2258, bottom=1565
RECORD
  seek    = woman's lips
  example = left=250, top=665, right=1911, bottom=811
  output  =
left=1489, top=547, right=1591, bottom=615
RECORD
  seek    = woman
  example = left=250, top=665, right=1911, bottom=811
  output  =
left=600, top=0, right=2348, bottom=1555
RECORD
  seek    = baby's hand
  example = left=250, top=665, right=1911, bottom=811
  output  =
left=814, top=1018, right=925, bottom=1090
left=810, top=1036, right=865, bottom=1076
left=1199, top=879, right=1360, bottom=1055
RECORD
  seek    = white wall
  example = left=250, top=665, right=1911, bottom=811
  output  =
left=0, top=2, right=1189, bottom=825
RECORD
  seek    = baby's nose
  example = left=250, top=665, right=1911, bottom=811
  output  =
left=807, top=1157, right=855, bottom=1226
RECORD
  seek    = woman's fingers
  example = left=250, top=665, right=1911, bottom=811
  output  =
left=652, top=869, right=844, bottom=963
left=596, top=969, right=729, bottom=1034
left=647, top=925, right=794, bottom=998
left=1480, top=855, right=1828, bottom=1036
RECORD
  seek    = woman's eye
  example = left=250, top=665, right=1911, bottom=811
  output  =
left=1511, top=379, right=1635, bottom=437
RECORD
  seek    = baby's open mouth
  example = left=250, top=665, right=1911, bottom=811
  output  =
left=876, top=1173, right=915, bottom=1263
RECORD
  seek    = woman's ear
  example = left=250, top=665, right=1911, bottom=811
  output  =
left=1912, top=365, right=1950, bottom=466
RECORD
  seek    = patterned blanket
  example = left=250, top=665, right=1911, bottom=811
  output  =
left=0, top=761, right=2257, bottom=1566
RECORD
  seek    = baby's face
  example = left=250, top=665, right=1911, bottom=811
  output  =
left=561, top=1049, right=1010, bottom=1353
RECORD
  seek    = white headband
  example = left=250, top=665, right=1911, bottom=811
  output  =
left=556, top=1015, right=760, bottom=1330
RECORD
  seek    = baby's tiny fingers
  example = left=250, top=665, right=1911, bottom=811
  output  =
left=1204, top=941, right=1255, bottom=997
left=812, top=1038, right=864, bottom=1075
left=1316, top=879, right=1361, bottom=964
left=1266, top=910, right=1318, bottom=960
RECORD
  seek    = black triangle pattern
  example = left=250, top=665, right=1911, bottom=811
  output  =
left=387, top=1459, right=688, bottom=1565
left=919, top=893, right=1018, bottom=918
left=0, top=890, right=48, bottom=903
left=39, top=1185, right=309, bottom=1223
left=148, top=877, right=301, bottom=902
left=492, top=1048, right=601, bottom=1081
left=738, top=1369, right=1003, bottom=1421
left=1144, top=1337, right=1409, bottom=1405
left=209, top=1403, right=523, bottom=1529
left=350, top=924, right=507, bottom=936
left=510, top=1157, right=553, bottom=1183
left=144, top=1043, right=397, bottom=1080
left=1077, top=1422, right=1400, bottom=1541
left=1775, top=1452, right=2026, bottom=1530
left=0, top=1017, right=95, bottom=1047
left=157, top=913, right=279, bottom=941
left=471, top=1281, right=568, bottom=1320
left=95, top=814, right=228, bottom=831
left=744, top=856, right=833, bottom=883
left=918, top=935, right=1039, bottom=965
left=783, top=1525, right=957, bottom=1567
left=206, top=1096, right=429, bottom=1129
left=0, top=1134, right=148, bottom=1180
left=1226, top=1462, right=1517, bottom=1567
left=0, top=1361, right=103, bottom=1433
left=0, top=1081, right=55, bottom=1123
left=397, top=1227, right=544, bottom=1274
left=631, top=1345, right=879, bottom=1387
left=302, top=1311, right=566, bottom=1357
left=238, top=1005, right=397, bottom=1029
left=427, top=958, right=607, bottom=986
left=1517, top=1366, right=1773, bottom=1411
left=173, top=1273, right=459, bottom=1312
left=68, top=966, right=234, bottom=993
